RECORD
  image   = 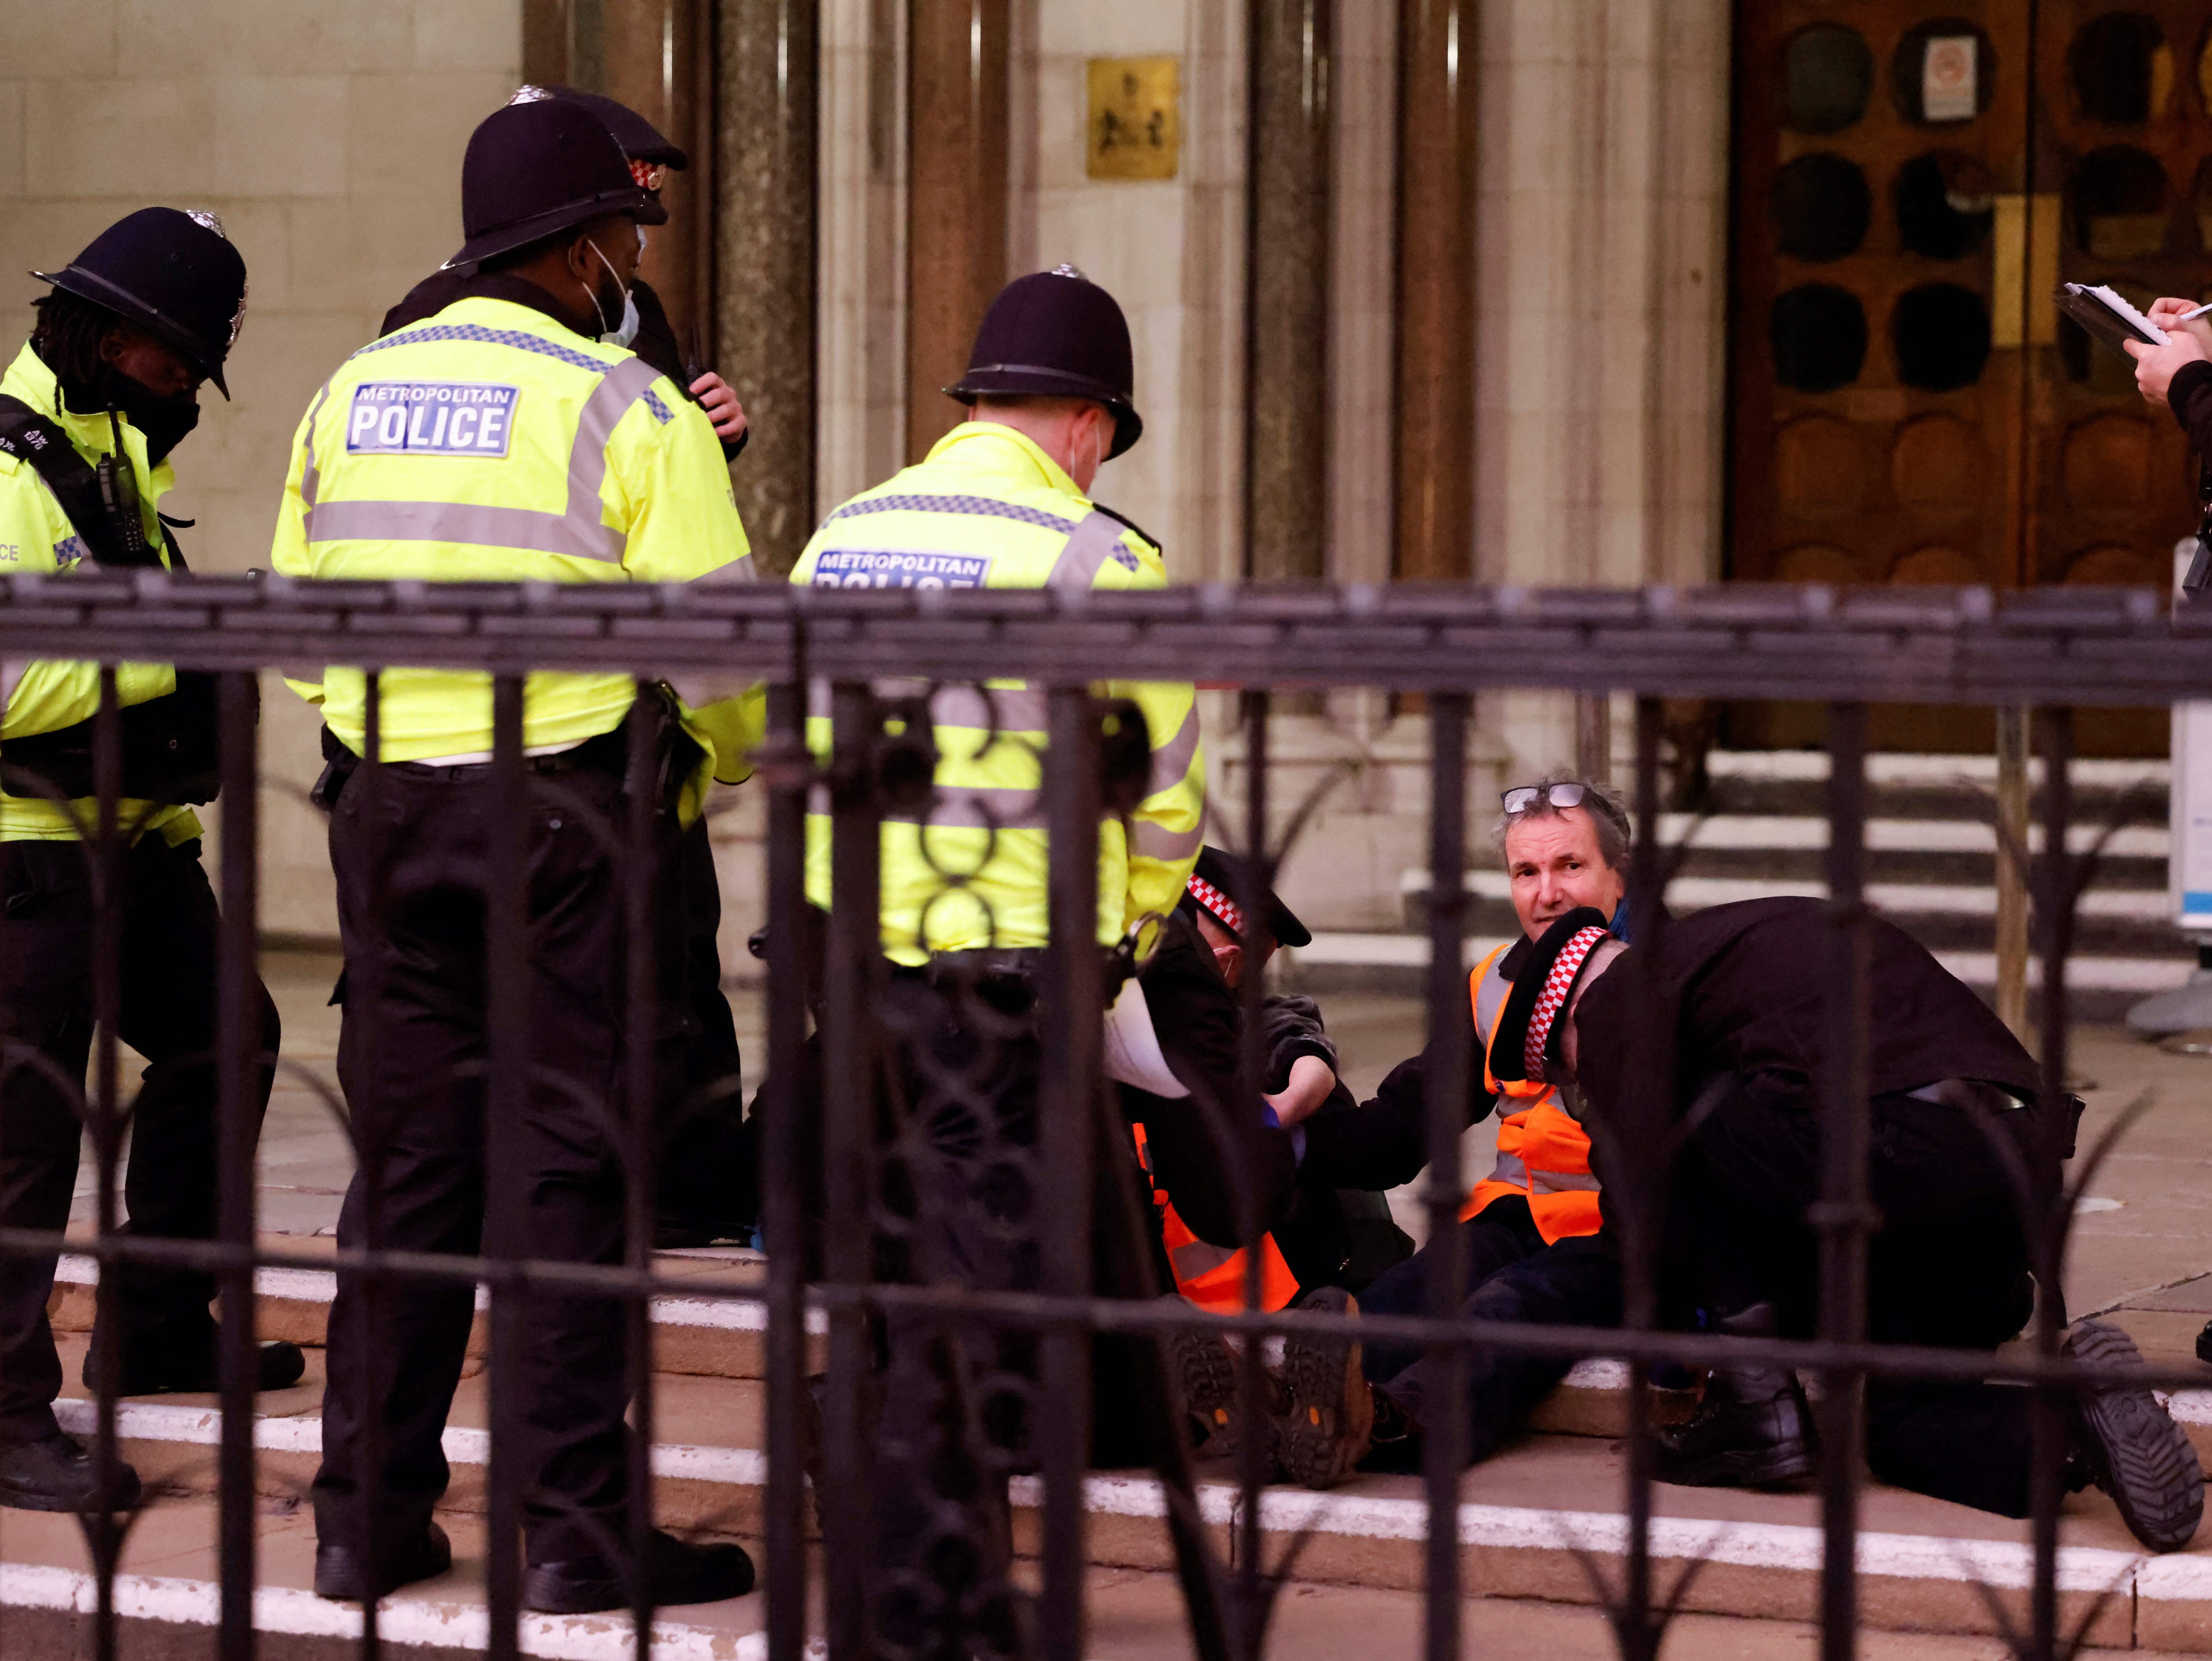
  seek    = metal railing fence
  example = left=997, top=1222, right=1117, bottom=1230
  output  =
left=0, top=572, right=2203, bottom=1661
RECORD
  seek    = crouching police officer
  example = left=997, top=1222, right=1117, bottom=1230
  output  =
left=789, top=267, right=1206, bottom=1656
left=0, top=208, right=294, bottom=1513
left=271, top=101, right=758, bottom=1610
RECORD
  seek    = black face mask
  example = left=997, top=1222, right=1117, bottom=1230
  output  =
left=55, top=366, right=201, bottom=465
left=107, top=374, right=201, bottom=466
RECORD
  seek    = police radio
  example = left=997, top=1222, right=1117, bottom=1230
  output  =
left=95, top=410, right=153, bottom=565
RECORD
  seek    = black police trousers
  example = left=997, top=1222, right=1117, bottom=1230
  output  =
left=311, top=751, right=681, bottom=1566
left=652, top=818, right=753, bottom=1242
left=0, top=835, right=278, bottom=1442
left=1673, top=1080, right=2042, bottom=1518
left=1356, top=1195, right=1622, bottom=1466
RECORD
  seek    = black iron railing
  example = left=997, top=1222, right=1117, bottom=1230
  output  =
left=0, top=572, right=2202, bottom=1661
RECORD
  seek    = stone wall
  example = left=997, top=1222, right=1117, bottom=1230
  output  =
left=1, top=0, right=523, bottom=939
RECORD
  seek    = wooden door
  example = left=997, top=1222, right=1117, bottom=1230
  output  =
left=1726, top=1, right=2202, bottom=754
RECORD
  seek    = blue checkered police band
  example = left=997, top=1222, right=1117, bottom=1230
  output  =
left=345, top=383, right=521, bottom=457
left=811, top=549, right=992, bottom=589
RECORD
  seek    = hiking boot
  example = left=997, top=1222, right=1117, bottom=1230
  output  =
left=0, top=1430, right=140, bottom=1513
left=1654, top=1302, right=1816, bottom=1490
left=2064, top=1319, right=2204, bottom=1553
left=1272, top=1287, right=1374, bottom=1490
left=1167, top=1307, right=1280, bottom=1460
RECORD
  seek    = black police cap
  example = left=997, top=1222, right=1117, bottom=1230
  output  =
left=946, top=266, right=1144, bottom=459
left=446, top=99, right=668, bottom=271
left=31, top=207, right=248, bottom=399
left=1188, top=846, right=1312, bottom=950
left=515, top=85, right=688, bottom=170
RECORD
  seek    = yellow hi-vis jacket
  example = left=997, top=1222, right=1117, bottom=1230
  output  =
left=0, top=341, right=198, bottom=848
left=269, top=295, right=763, bottom=807
left=789, top=423, right=1205, bottom=964
left=1462, top=941, right=1604, bottom=1242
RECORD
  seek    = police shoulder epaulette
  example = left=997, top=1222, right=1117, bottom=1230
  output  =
left=1090, top=501, right=1160, bottom=556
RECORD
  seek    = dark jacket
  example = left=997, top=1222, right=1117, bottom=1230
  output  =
left=1569, top=896, right=2039, bottom=1126
left=1120, top=910, right=1301, bottom=1251
left=2169, top=359, right=2212, bottom=459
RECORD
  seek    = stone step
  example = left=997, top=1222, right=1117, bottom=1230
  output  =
left=46, top=1247, right=825, bottom=1382
left=2, top=1503, right=2170, bottom=1661
left=33, top=1349, right=2212, bottom=1651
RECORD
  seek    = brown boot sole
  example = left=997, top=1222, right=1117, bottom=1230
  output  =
left=1274, top=1291, right=1373, bottom=1490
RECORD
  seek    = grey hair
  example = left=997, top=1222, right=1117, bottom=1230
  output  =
left=1493, top=772, right=1633, bottom=872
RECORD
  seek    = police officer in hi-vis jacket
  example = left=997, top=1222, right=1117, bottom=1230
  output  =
left=270, top=99, right=759, bottom=1613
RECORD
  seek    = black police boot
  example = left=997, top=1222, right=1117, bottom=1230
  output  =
left=86, top=1329, right=307, bottom=1397
left=1357, top=1386, right=1425, bottom=1474
left=1654, top=1302, right=1817, bottom=1489
left=2196, top=1318, right=2212, bottom=1366
left=2063, top=1319, right=2205, bottom=1553
left=314, top=1520, right=453, bottom=1603
left=1271, top=1287, right=1375, bottom=1490
left=525, top=1529, right=756, bottom=1615
left=0, top=1430, right=141, bottom=1513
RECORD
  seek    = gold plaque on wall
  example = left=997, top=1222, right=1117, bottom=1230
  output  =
left=1087, top=57, right=1180, bottom=180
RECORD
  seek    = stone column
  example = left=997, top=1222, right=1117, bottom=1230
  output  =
left=1244, top=0, right=1333, bottom=582
left=558, top=0, right=715, bottom=345
left=905, top=0, right=1010, bottom=464
left=1392, top=0, right=1478, bottom=581
left=718, top=0, right=820, bottom=570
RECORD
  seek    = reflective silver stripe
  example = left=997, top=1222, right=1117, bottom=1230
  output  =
left=301, top=499, right=626, bottom=562
left=1529, top=1168, right=1602, bottom=1195
left=1170, top=1240, right=1238, bottom=1282
left=667, top=674, right=758, bottom=707
left=1486, top=1150, right=1529, bottom=1187
left=299, top=378, right=336, bottom=510
left=1145, top=704, right=1200, bottom=797
left=929, top=684, right=1050, bottom=734
left=277, top=662, right=324, bottom=684
left=1472, top=952, right=1510, bottom=1036
left=0, top=659, right=26, bottom=703
left=881, top=783, right=1047, bottom=832
left=305, top=356, right=670, bottom=565
left=1129, top=817, right=1203, bottom=861
left=568, top=358, right=663, bottom=531
left=1046, top=510, right=1134, bottom=589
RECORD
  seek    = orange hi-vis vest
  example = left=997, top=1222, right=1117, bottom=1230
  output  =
left=1460, top=942, right=1605, bottom=1243
left=1132, top=1124, right=1300, bottom=1314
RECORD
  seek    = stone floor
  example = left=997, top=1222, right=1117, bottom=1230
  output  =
left=63, top=956, right=2212, bottom=1324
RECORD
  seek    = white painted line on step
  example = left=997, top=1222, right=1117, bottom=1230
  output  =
left=0, top=1560, right=763, bottom=1659
left=1708, top=752, right=2167, bottom=789
left=52, top=1397, right=770, bottom=1489
left=2167, top=1390, right=2212, bottom=1426
left=1248, top=1490, right=2143, bottom=1594
left=1653, top=817, right=2167, bottom=857
left=51, top=1257, right=824, bottom=1335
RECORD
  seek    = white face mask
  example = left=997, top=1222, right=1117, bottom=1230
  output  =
left=585, top=238, right=640, bottom=349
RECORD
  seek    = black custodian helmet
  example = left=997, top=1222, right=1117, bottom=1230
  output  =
left=445, top=98, right=668, bottom=270
left=30, top=207, right=249, bottom=399
left=946, top=266, right=1144, bottom=458
left=519, top=85, right=689, bottom=171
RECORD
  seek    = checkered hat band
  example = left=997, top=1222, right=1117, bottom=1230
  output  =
left=1187, top=875, right=1244, bottom=937
left=1524, top=925, right=1609, bottom=1079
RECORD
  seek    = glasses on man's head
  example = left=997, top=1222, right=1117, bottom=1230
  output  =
left=1501, top=782, right=1625, bottom=829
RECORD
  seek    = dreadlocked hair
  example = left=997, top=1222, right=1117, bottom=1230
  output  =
left=29, top=290, right=121, bottom=386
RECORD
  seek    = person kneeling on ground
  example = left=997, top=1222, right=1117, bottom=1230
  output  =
left=1511, top=898, right=2195, bottom=1550
left=1265, top=777, right=1645, bottom=1486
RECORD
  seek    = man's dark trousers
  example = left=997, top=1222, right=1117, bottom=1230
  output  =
left=652, top=817, right=751, bottom=1241
left=1674, top=1081, right=2042, bottom=1517
left=1356, top=1195, right=1621, bottom=1465
left=311, top=747, right=680, bottom=1566
left=0, top=834, right=279, bottom=1442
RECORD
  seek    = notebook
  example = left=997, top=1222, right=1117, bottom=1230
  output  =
left=2057, top=283, right=2168, bottom=355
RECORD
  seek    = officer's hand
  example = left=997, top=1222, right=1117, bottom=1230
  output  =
left=2125, top=327, right=2209, bottom=408
left=2147, top=297, right=2212, bottom=348
left=690, top=372, right=749, bottom=442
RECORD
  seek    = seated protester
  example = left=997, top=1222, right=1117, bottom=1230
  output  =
left=1533, top=898, right=2197, bottom=1553
left=1118, top=847, right=1422, bottom=1460
left=1265, top=777, right=1639, bottom=1487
